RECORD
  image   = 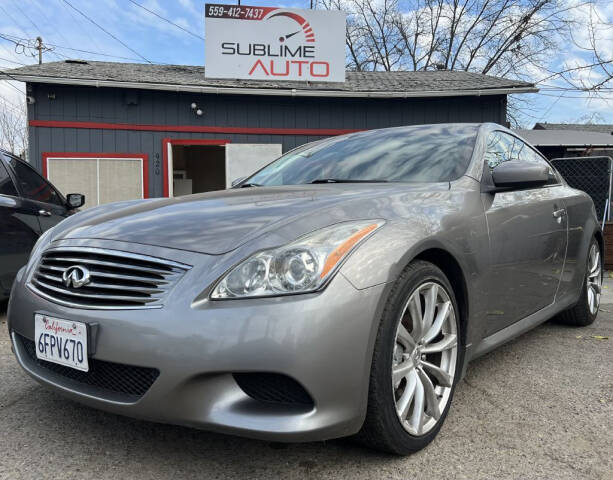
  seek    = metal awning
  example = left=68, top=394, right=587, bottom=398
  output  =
left=515, top=129, right=613, bottom=147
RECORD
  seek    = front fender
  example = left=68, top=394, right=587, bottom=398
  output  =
left=340, top=222, right=476, bottom=290
left=339, top=210, right=490, bottom=349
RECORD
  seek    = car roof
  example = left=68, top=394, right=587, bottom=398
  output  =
left=0, top=149, right=23, bottom=162
left=348, top=122, right=487, bottom=138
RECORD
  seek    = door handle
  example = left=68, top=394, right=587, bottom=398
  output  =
left=38, top=209, right=52, bottom=217
left=553, top=208, right=566, bottom=222
left=0, top=196, right=16, bottom=207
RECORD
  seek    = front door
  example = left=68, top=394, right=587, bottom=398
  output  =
left=482, top=131, right=567, bottom=335
left=0, top=158, right=42, bottom=295
left=6, top=155, right=69, bottom=232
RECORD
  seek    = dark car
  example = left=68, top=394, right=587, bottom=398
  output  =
left=0, top=150, right=84, bottom=299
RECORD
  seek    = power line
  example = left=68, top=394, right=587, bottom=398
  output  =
left=536, top=92, right=567, bottom=123
left=10, top=0, right=65, bottom=61
left=0, top=40, right=23, bottom=62
left=0, top=58, right=25, bottom=111
left=0, top=68, right=23, bottom=83
left=0, top=56, right=27, bottom=66
left=539, top=86, right=613, bottom=92
left=25, top=0, right=74, bottom=51
left=49, top=49, right=69, bottom=60
left=0, top=71, right=25, bottom=94
left=0, top=4, right=31, bottom=40
left=0, top=33, right=52, bottom=62
left=0, top=69, right=27, bottom=126
left=0, top=3, right=61, bottom=62
left=12, top=1, right=44, bottom=37
left=0, top=93, right=24, bottom=112
left=61, top=0, right=152, bottom=64
left=0, top=32, right=163, bottom=63
left=45, top=43, right=163, bottom=62
left=538, top=83, right=613, bottom=92
left=127, top=0, right=204, bottom=40
left=0, top=6, right=37, bottom=60
left=56, top=0, right=105, bottom=53
left=538, top=92, right=613, bottom=99
left=0, top=32, right=30, bottom=42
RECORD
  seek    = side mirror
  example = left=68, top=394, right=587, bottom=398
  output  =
left=66, top=193, right=85, bottom=209
left=491, top=161, right=548, bottom=190
left=231, top=176, right=247, bottom=188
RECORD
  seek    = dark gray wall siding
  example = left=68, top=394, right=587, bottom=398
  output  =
left=27, top=83, right=507, bottom=197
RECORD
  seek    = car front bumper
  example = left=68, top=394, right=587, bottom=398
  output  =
left=8, top=239, right=388, bottom=442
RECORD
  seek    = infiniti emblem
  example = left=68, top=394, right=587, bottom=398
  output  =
left=62, top=265, right=91, bottom=288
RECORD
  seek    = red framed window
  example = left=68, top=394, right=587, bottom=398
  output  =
left=42, top=152, right=149, bottom=208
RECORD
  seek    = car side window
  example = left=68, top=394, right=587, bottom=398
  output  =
left=484, top=131, right=515, bottom=170
left=484, top=131, right=559, bottom=185
left=6, top=157, right=64, bottom=206
left=0, top=160, right=18, bottom=196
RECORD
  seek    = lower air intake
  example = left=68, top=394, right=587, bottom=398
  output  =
left=233, top=372, right=314, bottom=407
left=19, top=334, right=159, bottom=400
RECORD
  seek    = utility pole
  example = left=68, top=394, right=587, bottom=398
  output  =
left=36, top=36, right=43, bottom=64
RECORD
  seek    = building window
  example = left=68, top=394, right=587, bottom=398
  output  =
left=43, top=153, right=148, bottom=209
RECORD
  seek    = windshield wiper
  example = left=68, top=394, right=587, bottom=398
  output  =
left=239, top=182, right=263, bottom=188
left=310, top=178, right=389, bottom=184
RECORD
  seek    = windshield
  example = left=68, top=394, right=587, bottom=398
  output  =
left=245, top=124, right=478, bottom=186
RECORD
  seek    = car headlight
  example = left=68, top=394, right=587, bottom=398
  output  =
left=211, top=220, right=385, bottom=299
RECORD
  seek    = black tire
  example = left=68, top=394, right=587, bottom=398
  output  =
left=355, top=260, right=464, bottom=455
left=555, top=237, right=602, bottom=327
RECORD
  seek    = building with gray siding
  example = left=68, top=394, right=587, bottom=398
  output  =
left=6, top=60, right=535, bottom=207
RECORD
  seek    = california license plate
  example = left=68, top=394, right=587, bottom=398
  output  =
left=34, top=314, right=89, bottom=372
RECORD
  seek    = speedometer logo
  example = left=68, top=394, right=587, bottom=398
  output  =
left=267, top=12, right=315, bottom=43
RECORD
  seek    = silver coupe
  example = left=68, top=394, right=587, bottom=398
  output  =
left=7, top=123, right=602, bottom=454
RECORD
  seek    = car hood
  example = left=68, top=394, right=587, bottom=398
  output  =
left=55, top=183, right=450, bottom=255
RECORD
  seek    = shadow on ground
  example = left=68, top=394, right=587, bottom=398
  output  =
left=0, top=304, right=611, bottom=480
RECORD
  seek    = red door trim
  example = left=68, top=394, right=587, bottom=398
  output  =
left=162, top=139, right=231, bottom=198
left=30, top=119, right=359, bottom=136
left=42, top=152, right=150, bottom=198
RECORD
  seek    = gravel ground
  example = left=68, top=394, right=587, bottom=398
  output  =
left=0, top=288, right=611, bottom=480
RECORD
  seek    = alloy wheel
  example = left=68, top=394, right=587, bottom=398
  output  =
left=587, top=243, right=602, bottom=315
left=392, top=281, right=458, bottom=436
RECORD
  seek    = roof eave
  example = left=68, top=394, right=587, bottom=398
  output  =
left=8, top=74, right=538, bottom=98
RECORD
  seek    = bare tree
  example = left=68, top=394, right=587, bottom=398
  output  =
left=316, top=0, right=580, bottom=78
left=314, top=0, right=612, bottom=125
left=0, top=96, right=28, bottom=158
left=561, top=3, right=613, bottom=94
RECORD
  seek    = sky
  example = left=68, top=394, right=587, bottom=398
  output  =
left=0, top=0, right=612, bottom=128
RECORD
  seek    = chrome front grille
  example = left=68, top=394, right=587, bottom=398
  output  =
left=28, top=247, right=191, bottom=309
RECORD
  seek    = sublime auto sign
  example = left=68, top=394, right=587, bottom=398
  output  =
left=204, top=4, right=346, bottom=82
